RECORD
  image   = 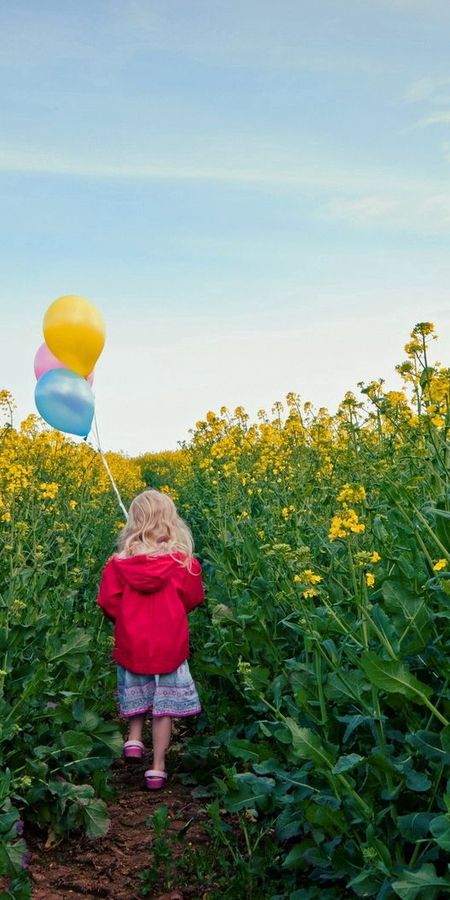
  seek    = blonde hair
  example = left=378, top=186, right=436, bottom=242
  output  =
left=118, top=489, right=194, bottom=561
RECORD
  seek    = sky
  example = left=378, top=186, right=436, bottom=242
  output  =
left=1, top=0, right=450, bottom=454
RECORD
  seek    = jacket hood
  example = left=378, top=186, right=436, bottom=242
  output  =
left=112, top=554, right=181, bottom=593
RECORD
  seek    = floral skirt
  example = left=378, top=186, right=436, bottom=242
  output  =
left=116, top=660, right=201, bottom=719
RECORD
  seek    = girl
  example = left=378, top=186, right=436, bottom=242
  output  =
left=97, top=489, right=205, bottom=790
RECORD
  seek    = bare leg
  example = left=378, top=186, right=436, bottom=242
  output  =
left=152, top=716, right=172, bottom=771
left=127, top=714, right=145, bottom=743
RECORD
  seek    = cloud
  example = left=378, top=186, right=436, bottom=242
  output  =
left=321, top=191, right=450, bottom=231
left=0, top=145, right=401, bottom=193
left=416, top=110, right=450, bottom=128
left=323, top=196, right=399, bottom=223
left=2, top=143, right=450, bottom=233
left=0, top=142, right=443, bottom=194
left=405, top=76, right=450, bottom=108
left=0, top=146, right=363, bottom=189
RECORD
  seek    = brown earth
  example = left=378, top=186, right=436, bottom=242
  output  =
left=28, top=748, right=214, bottom=900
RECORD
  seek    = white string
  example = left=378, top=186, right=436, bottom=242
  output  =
left=92, top=414, right=129, bottom=520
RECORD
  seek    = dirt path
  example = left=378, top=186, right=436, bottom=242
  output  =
left=29, top=751, right=213, bottom=900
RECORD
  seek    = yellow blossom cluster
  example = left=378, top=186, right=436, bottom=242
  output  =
left=40, top=482, right=59, bottom=500
left=0, top=397, right=145, bottom=530
left=329, top=509, right=365, bottom=541
left=294, top=568, right=322, bottom=598
left=337, top=484, right=366, bottom=505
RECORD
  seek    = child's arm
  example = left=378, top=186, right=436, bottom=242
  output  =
left=180, top=558, right=205, bottom=613
left=97, top=559, right=123, bottom=621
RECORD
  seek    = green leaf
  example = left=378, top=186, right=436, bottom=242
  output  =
left=276, top=806, right=304, bottom=842
left=439, top=724, right=450, bottom=753
left=396, top=556, right=415, bottom=579
left=0, top=769, right=11, bottom=803
left=82, top=798, right=110, bottom=838
left=282, top=843, right=308, bottom=870
left=0, top=808, right=20, bottom=837
left=392, top=863, right=450, bottom=900
left=429, top=814, right=450, bottom=851
left=360, top=652, right=432, bottom=704
left=382, top=580, right=418, bottom=610
left=430, top=506, right=450, bottom=520
left=407, top=730, right=450, bottom=763
left=61, top=731, right=93, bottom=758
left=337, top=713, right=385, bottom=743
left=6, top=837, right=28, bottom=871
left=397, top=813, right=436, bottom=841
left=405, top=770, right=432, bottom=792
left=326, top=670, right=370, bottom=702
left=332, top=754, right=364, bottom=775
left=348, top=869, right=384, bottom=896
left=48, top=779, right=95, bottom=800
left=91, top=723, right=123, bottom=756
left=220, top=773, right=275, bottom=813
left=305, top=802, right=348, bottom=835
left=227, top=739, right=263, bottom=762
left=80, top=710, right=100, bottom=731
left=285, top=719, right=335, bottom=770
left=48, top=628, right=91, bottom=662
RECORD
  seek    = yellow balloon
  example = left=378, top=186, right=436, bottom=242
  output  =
left=43, top=295, right=105, bottom=378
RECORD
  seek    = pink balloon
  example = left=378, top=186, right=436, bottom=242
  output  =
left=34, top=343, right=94, bottom=385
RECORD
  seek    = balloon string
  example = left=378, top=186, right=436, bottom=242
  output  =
left=93, top=414, right=128, bottom=520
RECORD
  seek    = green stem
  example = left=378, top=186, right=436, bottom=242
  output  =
left=314, top=648, right=328, bottom=726
left=320, top=594, right=364, bottom=648
left=421, top=694, right=449, bottom=727
left=395, top=500, right=450, bottom=564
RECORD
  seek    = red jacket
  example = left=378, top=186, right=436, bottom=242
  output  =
left=97, top=553, right=205, bottom=675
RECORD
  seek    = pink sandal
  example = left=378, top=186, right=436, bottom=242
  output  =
left=144, top=769, right=168, bottom=790
left=123, top=740, right=145, bottom=760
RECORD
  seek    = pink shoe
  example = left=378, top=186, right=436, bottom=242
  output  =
left=144, top=769, right=168, bottom=790
left=123, top=740, right=145, bottom=760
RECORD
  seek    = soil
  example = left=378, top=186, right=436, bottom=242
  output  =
left=28, top=742, right=214, bottom=900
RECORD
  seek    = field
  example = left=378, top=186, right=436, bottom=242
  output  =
left=1, top=322, right=450, bottom=899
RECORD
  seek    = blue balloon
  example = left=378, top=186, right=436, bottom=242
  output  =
left=35, top=368, right=95, bottom=437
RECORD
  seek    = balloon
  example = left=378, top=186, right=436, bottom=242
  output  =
left=35, top=369, right=95, bottom=437
left=43, top=295, right=105, bottom=378
left=34, top=342, right=94, bottom=384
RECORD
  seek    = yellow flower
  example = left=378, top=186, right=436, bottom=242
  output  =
left=1, top=511, right=11, bottom=523
left=302, top=587, right=319, bottom=599
left=301, top=569, right=322, bottom=584
left=329, top=515, right=345, bottom=540
left=40, top=482, right=59, bottom=500
left=365, top=572, right=375, bottom=587
left=293, top=574, right=302, bottom=583
left=413, top=321, right=435, bottom=337
left=68, top=499, right=78, bottom=510
left=433, top=559, right=448, bottom=572
left=370, top=551, right=381, bottom=564
left=329, top=509, right=365, bottom=541
left=337, top=484, right=366, bottom=505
